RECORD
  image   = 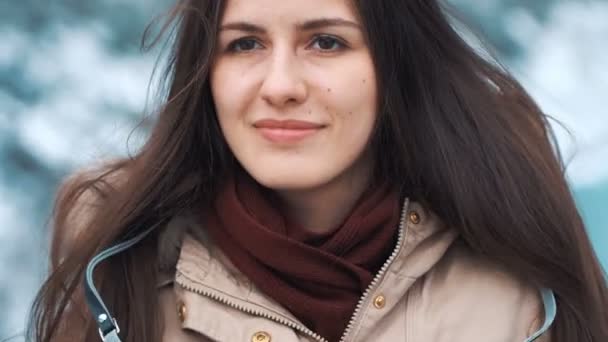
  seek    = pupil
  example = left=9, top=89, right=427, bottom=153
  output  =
left=319, top=37, right=335, bottom=49
left=240, top=40, right=255, bottom=50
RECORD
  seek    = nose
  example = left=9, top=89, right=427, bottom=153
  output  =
left=259, top=49, right=307, bottom=108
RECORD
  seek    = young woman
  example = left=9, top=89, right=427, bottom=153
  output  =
left=28, top=0, right=608, bottom=341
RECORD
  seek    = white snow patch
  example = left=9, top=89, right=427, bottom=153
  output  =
left=505, top=1, right=608, bottom=186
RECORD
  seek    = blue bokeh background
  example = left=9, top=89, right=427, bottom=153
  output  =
left=1, top=0, right=606, bottom=339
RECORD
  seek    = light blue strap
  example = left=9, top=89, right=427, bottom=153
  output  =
left=524, top=288, right=557, bottom=342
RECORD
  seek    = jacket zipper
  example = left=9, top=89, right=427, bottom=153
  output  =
left=176, top=279, right=327, bottom=342
left=176, top=280, right=329, bottom=342
left=337, top=198, right=409, bottom=342
left=176, top=198, right=409, bottom=342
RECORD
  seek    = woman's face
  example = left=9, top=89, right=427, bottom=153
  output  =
left=211, top=0, right=377, bottom=191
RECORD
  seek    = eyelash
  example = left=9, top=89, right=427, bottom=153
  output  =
left=224, top=34, right=348, bottom=54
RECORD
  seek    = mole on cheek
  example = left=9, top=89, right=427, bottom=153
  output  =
left=362, top=79, right=366, bottom=83
left=327, top=88, right=332, bottom=92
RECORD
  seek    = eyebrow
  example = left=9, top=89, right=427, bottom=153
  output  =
left=219, top=18, right=361, bottom=33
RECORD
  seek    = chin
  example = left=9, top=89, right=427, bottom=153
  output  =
left=246, top=166, right=335, bottom=192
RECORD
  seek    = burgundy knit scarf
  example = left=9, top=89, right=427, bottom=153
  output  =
left=203, top=171, right=400, bottom=342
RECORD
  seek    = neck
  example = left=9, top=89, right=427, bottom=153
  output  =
left=274, top=154, right=374, bottom=235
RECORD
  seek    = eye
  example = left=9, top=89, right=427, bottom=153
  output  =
left=309, top=35, right=347, bottom=52
left=226, top=37, right=263, bottom=53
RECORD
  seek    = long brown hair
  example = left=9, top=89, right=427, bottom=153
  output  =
left=28, top=0, right=608, bottom=341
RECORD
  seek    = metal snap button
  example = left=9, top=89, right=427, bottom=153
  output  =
left=408, top=210, right=421, bottom=224
left=252, top=331, right=272, bottom=342
left=177, top=301, right=187, bottom=323
left=373, top=294, right=386, bottom=309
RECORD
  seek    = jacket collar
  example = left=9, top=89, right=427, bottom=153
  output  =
left=159, top=199, right=459, bottom=323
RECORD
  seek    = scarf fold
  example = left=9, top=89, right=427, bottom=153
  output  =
left=203, top=171, right=401, bottom=342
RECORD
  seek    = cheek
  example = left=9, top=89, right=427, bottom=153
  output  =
left=336, top=63, right=378, bottom=163
left=327, top=57, right=378, bottom=134
left=324, top=55, right=377, bottom=115
left=210, top=65, right=228, bottom=119
left=210, top=61, right=252, bottom=121
left=210, top=65, right=242, bottom=152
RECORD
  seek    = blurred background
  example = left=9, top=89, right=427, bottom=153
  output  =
left=1, top=0, right=606, bottom=339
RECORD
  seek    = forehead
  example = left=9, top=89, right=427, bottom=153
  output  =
left=221, top=0, right=358, bottom=24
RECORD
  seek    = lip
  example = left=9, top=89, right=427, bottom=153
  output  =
left=253, top=119, right=325, bottom=143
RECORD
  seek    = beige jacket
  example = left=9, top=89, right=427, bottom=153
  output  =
left=156, top=200, right=553, bottom=342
